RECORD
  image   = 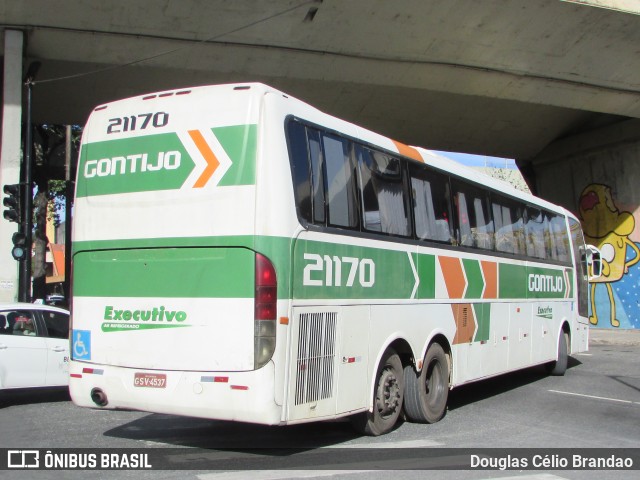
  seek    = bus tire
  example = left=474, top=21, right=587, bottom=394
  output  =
left=403, top=343, right=449, bottom=423
left=547, top=331, right=569, bottom=376
left=351, top=349, right=404, bottom=436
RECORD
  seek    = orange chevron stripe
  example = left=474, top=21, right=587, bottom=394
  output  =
left=452, top=304, right=476, bottom=345
left=481, top=260, right=497, bottom=299
left=439, top=256, right=466, bottom=299
left=392, top=140, right=424, bottom=163
left=188, top=130, right=220, bottom=188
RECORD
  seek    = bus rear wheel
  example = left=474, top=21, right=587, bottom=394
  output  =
left=403, top=343, right=449, bottom=423
left=351, top=348, right=404, bottom=436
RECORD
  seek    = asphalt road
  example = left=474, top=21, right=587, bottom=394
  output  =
left=0, top=343, right=638, bottom=480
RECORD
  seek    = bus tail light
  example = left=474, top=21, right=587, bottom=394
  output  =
left=254, top=253, right=277, bottom=369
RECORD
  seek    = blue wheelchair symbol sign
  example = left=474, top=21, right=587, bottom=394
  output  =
left=73, top=330, right=91, bottom=360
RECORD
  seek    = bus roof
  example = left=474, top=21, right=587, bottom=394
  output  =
left=88, top=82, right=569, bottom=217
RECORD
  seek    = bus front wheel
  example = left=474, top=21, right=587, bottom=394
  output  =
left=546, top=331, right=569, bottom=376
left=403, top=343, right=449, bottom=423
left=351, top=348, right=404, bottom=436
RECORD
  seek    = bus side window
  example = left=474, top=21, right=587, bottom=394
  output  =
left=357, top=146, right=411, bottom=237
left=410, top=164, right=452, bottom=243
left=452, top=181, right=494, bottom=250
left=307, top=129, right=325, bottom=225
left=493, top=196, right=526, bottom=255
left=525, top=207, right=548, bottom=259
left=321, top=133, right=358, bottom=229
left=542, top=211, right=554, bottom=260
left=286, top=121, right=312, bottom=223
left=493, top=201, right=512, bottom=253
left=549, top=214, right=570, bottom=262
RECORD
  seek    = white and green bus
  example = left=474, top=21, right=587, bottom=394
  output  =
left=69, top=83, right=597, bottom=435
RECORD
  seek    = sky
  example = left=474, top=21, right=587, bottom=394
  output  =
left=433, top=151, right=517, bottom=170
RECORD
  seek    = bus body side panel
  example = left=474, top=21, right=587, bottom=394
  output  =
left=572, top=322, right=589, bottom=353
left=286, top=305, right=369, bottom=422
left=286, top=229, right=459, bottom=421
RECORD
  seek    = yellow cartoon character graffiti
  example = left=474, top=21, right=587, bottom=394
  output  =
left=579, top=184, right=640, bottom=327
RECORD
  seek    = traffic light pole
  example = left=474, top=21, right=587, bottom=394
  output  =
left=19, top=79, right=33, bottom=301
left=21, top=63, right=40, bottom=302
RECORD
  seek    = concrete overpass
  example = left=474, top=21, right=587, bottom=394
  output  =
left=1, top=0, right=640, bottom=328
left=1, top=0, right=638, bottom=163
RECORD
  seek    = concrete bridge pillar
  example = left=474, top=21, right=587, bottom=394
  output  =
left=0, top=29, right=24, bottom=302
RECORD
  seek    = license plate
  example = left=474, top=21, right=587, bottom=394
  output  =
left=133, top=372, right=167, bottom=388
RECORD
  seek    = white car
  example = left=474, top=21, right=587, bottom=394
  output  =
left=0, top=302, right=70, bottom=390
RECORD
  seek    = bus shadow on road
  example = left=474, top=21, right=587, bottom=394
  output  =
left=104, top=416, right=470, bottom=470
left=105, top=414, right=361, bottom=450
left=0, top=387, right=70, bottom=409
left=447, top=357, right=582, bottom=411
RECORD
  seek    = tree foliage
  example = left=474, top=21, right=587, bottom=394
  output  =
left=34, top=124, right=82, bottom=225
left=31, top=124, right=81, bottom=300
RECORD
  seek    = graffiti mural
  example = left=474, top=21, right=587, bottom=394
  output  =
left=578, top=184, right=640, bottom=328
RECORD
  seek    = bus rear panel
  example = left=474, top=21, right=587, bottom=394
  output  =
left=70, top=84, right=286, bottom=424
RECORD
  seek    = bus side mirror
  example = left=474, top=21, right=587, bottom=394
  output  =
left=586, top=244, right=602, bottom=281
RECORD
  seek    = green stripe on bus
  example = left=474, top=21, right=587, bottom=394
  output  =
left=72, top=235, right=292, bottom=299
left=76, top=133, right=194, bottom=198
left=565, top=267, right=574, bottom=298
left=499, top=264, right=528, bottom=299
left=75, top=125, right=257, bottom=198
left=292, top=239, right=429, bottom=300
left=473, top=303, right=491, bottom=342
left=73, top=247, right=255, bottom=298
left=214, top=125, right=257, bottom=186
left=73, top=236, right=574, bottom=301
left=417, top=254, right=436, bottom=300
left=462, top=259, right=484, bottom=299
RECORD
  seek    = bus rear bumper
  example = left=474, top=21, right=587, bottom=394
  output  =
left=69, top=360, right=282, bottom=425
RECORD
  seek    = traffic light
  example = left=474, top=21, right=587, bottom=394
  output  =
left=3, top=184, right=29, bottom=262
left=3, top=183, right=21, bottom=223
left=11, top=232, right=28, bottom=261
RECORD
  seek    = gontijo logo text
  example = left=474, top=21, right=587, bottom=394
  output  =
left=528, top=273, right=563, bottom=293
left=101, top=305, right=189, bottom=332
left=83, top=151, right=181, bottom=178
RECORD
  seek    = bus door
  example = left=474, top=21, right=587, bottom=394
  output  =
left=569, top=218, right=590, bottom=323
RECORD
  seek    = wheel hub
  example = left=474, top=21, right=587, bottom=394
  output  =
left=377, top=368, right=401, bottom=416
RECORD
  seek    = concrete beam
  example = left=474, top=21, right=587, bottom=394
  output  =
left=525, top=117, right=640, bottom=167
left=26, top=26, right=640, bottom=119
